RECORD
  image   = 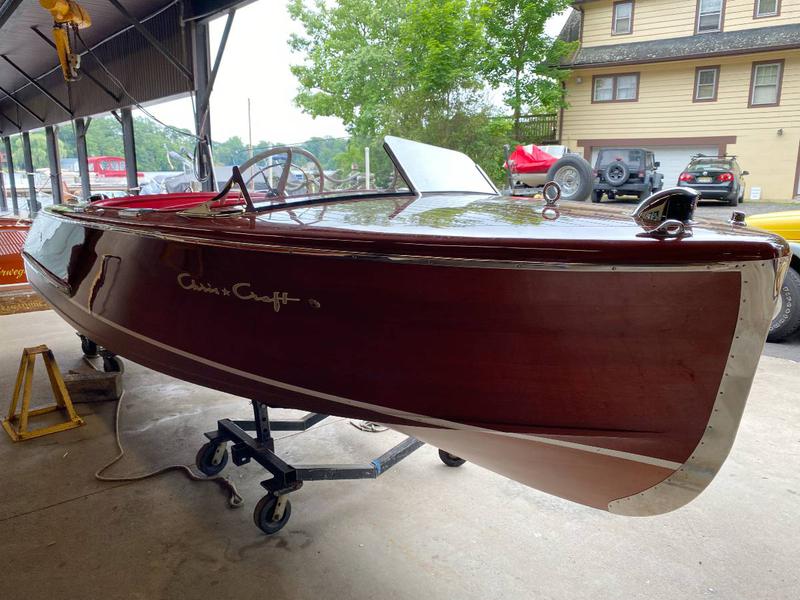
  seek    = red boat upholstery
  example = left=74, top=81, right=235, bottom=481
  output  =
left=91, top=192, right=244, bottom=211
left=506, top=145, right=558, bottom=174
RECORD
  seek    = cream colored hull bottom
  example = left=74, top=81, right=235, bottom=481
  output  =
left=393, top=425, right=674, bottom=512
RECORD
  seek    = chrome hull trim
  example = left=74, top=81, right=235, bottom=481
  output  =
left=609, top=257, right=787, bottom=515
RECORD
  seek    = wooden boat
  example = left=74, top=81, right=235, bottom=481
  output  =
left=22, top=138, right=790, bottom=516
left=0, top=216, right=29, bottom=286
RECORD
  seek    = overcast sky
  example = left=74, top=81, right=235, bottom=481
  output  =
left=141, top=2, right=572, bottom=145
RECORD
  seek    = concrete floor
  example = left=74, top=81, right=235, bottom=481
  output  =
left=1, top=310, right=799, bottom=600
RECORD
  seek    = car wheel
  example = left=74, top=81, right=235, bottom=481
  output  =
left=640, top=183, right=652, bottom=200
left=768, top=266, right=800, bottom=342
left=546, top=155, right=592, bottom=202
left=728, top=193, right=739, bottom=207
left=592, top=191, right=603, bottom=203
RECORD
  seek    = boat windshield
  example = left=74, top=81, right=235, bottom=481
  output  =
left=384, top=136, right=497, bottom=195
left=228, top=141, right=411, bottom=210
left=233, top=136, right=496, bottom=211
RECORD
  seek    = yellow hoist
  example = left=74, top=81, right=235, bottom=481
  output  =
left=39, top=0, right=91, bottom=82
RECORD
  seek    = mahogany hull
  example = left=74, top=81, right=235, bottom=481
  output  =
left=23, top=203, right=788, bottom=515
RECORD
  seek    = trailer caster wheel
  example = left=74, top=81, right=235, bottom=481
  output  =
left=254, top=494, right=292, bottom=534
left=438, top=449, right=466, bottom=467
left=78, top=335, right=99, bottom=358
left=195, top=442, right=229, bottom=476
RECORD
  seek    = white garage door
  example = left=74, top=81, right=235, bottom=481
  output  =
left=591, top=146, right=719, bottom=187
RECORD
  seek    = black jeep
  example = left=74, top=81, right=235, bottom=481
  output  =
left=592, top=148, right=663, bottom=203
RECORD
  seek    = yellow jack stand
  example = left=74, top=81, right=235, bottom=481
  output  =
left=3, top=345, right=85, bottom=442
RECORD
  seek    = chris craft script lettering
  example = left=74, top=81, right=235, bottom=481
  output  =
left=177, top=272, right=300, bottom=313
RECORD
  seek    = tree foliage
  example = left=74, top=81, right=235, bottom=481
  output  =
left=481, top=0, right=576, bottom=137
left=288, top=0, right=570, bottom=182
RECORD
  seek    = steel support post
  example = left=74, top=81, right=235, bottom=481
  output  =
left=0, top=173, right=6, bottom=213
left=74, top=118, right=91, bottom=201
left=120, top=108, right=138, bottom=194
left=21, top=131, right=37, bottom=216
left=45, top=125, right=62, bottom=205
left=2, top=136, right=18, bottom=214
left=0, top=145, right=6, bottom=212
left=192, top=20, right=213, bottom=191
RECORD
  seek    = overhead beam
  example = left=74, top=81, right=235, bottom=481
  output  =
left=74, top=118, right=91, bottom=201
left=45, top=125, right=62, bottom=205
left=196, top=9, right=235, bottom=129
left=21, top=131, right=37, bottom=215
left=0, top=0, right=24, bottom=30
left=0, top=84, right=43, bottom=123
left=1, top=55, right=73, bottom=116
left=120, top=107, right=138, bottom=194
left=106, top=0, right=193, bottom=81
left=30, top=26, right=121, bottom=104
left=2, top=136, right=19, bottom=213
left=0, top=108, right=20, bottom=131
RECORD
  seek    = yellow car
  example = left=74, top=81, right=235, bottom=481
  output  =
left=746, top=211, right=800, bottom=342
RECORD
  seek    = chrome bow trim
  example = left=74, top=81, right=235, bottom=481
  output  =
left=608, top=256, right=788, bottom=516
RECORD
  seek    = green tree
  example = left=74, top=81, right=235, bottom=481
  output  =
left=480, top=0, right=576, bottom=138
left=9, top=131, right=61, bottom=169
left=289, top=0, right=513, bottom=181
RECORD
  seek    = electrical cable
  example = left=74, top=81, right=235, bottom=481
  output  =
left=94, top=389, right=244, bottom=509
left=74, top=30, right=212, bottom=184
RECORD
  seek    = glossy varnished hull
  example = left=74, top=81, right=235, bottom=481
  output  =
left=24, top=200, right=788, bottom=515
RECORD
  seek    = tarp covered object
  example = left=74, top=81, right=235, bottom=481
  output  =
left=506, top=145, right=558, bottom=174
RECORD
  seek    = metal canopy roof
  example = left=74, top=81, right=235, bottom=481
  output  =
left=0, top=0, right=247, bottom=134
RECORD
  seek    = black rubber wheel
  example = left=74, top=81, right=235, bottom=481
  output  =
left=728, top=193, right=739, bottom=207
left=639, top=183, right=652, bottom=201
left=195, top=442, right=229, bottom=476
left=592, top=191, right=603, bottom=203
left=438, top=449, right=466, bottom=467
left=79, top=335, right=99, bottom=358
left=546, top=155, right=592, bottom=202
left=102, top=355, right=124, bottom=373
left=604, top=160, right=629, bottom=187
left=253, top=494, right=292, bottom=534
left=768, top=266, right=800, bottom=342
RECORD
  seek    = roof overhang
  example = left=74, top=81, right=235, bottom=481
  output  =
left=0, top=0, right=251, bottom=135
left=563, top=22, right=800, bottom=69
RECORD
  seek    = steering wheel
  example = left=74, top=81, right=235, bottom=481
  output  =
left=237, top=146, right=325, bottom=200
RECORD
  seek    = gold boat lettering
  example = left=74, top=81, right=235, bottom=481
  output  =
left=177, top=273, right=299, bottom=312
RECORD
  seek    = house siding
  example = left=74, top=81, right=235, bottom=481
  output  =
left=581, top=0, right=800, bottom=48
left=561, top=49, right=800, bottom=199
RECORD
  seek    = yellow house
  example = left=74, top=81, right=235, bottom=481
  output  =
left=558, top=0, right=800, bottom=200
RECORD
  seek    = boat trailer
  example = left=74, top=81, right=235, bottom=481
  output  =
left=76, top=335, right=466, bottom=533
left=195, top=401, right=466, bottom=534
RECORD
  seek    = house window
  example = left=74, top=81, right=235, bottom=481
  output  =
left=694, top=66, right=719, bottom=101
left=754, top=0, right=779, bottom=17
left=612, top=1, right=633, bottom=35
left=592, top=74, right=639, bottom=102
left=749, top=61, right=783, bottom=107
left=696, top=0, right=723, bottom=33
